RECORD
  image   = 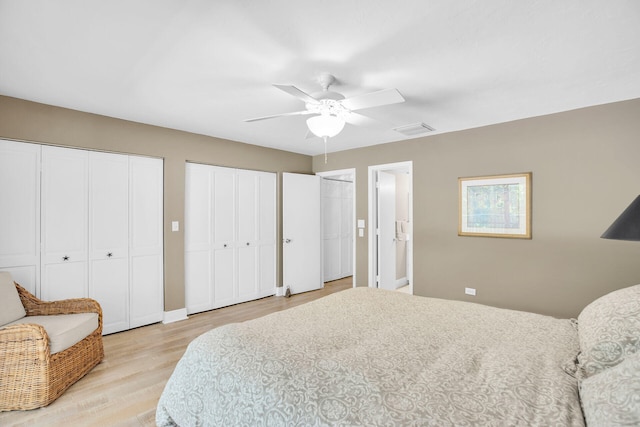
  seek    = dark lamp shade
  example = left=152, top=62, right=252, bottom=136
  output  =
left=601, top=195, right=640, bottom=241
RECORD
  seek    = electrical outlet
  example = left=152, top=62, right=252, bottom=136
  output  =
left=465, top=287, right=476, bottom=296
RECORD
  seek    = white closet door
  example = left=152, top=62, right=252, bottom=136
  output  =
left=212, top=166, right=236, bottom=308
left=237, top=170, right=257, bottom=302
left=89, top=152, right=130, bottom=334
left=340, top=181, right=353, bottom=278
left=257, top=171, right=276, bottom=297
left=185, top=163, right=214, bottom=314
left=129, top=156, right=164, bottom=328
left=0, top=140, right=41, bottom=295
left=322, top=179, right=341, bottom=282
left=41, top=146, right=89, bottom=301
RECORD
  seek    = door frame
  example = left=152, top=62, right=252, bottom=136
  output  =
left=316, top=168, right=357, bottom=287
left=368, top=161, right=413, bottom=293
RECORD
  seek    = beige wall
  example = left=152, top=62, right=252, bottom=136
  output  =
left=3, top=94, right=639, bottom=318
left=0, top=95, right=312, bottom=311
left=314, top=98, right=640, bottom=318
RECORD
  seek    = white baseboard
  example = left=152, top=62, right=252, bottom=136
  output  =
left=163, top=308, right=188, bottom=324
left=395, top=277, right=409, bottom=289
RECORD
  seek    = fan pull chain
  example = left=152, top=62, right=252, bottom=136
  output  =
left=323, top=136, right=328, bottom=164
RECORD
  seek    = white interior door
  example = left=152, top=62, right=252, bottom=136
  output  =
left=377, top=171, right=397, bottom=290
left=283, top=172, right=322, bottom=294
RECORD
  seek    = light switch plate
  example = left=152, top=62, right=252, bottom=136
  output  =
left=171, top=221, right=179, bottom=232
left=357, top=219, right=365, bottom=228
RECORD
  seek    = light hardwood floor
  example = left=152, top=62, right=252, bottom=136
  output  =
left=0, top=278, right=352, bottom=427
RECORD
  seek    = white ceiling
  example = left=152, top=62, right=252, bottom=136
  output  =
left=1, top=1, right=639, bottom=156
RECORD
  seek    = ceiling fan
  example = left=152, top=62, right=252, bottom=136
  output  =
left=244, top=73, right=405, bottom=143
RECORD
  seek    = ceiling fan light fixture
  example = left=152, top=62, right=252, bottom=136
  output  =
left=306, top=114, right=345, bottom=138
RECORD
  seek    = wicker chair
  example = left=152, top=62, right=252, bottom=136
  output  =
left=0, top=282, right=104, bottom=411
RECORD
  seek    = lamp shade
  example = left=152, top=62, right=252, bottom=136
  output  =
left=306, top=114, right=345, bottom=138
left=601, top=195, right=640, bottom=241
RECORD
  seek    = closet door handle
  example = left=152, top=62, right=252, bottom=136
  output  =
left=62, top=255, right=69, bottom=261
left=246, top=242, right=250, bottom=246
left=223, top=243, right=228, bottom=248
left=107, top=252, right=113, bottom=258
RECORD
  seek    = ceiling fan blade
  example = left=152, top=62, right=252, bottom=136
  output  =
left=273, top=84, right=320, bottom=104
left=244, top=110, right=312, bottom=122
left=343, top=111, right=388, bottom=129
left=341, top=88, right=405, bottom=111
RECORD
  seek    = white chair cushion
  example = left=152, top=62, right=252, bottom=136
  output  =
left=6, top=313, right=98, bottom=354
left=0, top=271, right=26, bottom=326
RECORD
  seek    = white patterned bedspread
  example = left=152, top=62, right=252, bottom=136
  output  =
left=156, top=288, right=584, bottom=426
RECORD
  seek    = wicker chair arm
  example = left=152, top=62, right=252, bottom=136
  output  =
left=15, top=283, right=103, bottom=333
left=0, top=323, right=50, bottom=361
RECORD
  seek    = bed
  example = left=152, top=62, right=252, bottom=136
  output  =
left=157, top=285, right=640, bottom=426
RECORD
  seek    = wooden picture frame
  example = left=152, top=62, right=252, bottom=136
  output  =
left=459, top=172, right=532, bottom=239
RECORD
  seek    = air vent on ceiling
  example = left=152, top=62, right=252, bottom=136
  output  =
left=393, top=122, right=435, bottom=136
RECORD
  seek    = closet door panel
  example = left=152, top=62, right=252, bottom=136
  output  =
left=185, top=164, right=212, bottom=250
left=237, top=170, right=257, bottom=243
left=130, top=254, right=163, bottom=327
left=212, top=167, right=236, bottom=245
left=89, top=152, right=129, bottom=333
left=42, top=262, right=87, bottom=301
left=185, top=163, right=214, bottom=314
left=213, top=248, right=234, bottom=308
left=258, top=244, right=276, bottom=295
left=341, top=181, right=354, bottom=277
left=41, top=146, right=89, bottom=299
left=89, top=152, right=129, bottom=259
left=0, top=140, right=40, bottom=295
left=257, top=172, right=276, bottom=296
left=323, top=239, right=340, bottom=282
left=91, top=258, right=129, bottom=334
left=322, top=179, right=340, bottom=281
left=237, top=170, right=257, bottom=299
left=129, top=156, right=163, bottom=328
left=41, top=147, right=88, bottom=263
left=2, top=266, right=37, bottom=296
left=185, top=251, right=212, bottom=314
left=237, top=246, right=257, bottom=302
left=258, top=172, right=276, bottom=242
left=212, top=167, right=236, bottom=307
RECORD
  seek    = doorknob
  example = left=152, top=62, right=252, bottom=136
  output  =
left=284, top=238, right=292, bottom=244
left=107, top=252, right=113, bottom=257
left=62, top=255, right=69, bottom=261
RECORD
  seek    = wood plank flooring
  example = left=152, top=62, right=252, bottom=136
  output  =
left=0, top=278, right=352, bottom=426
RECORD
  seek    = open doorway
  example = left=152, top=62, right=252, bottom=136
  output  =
left=368, top=162, right=413, bottom=294
left=316, top=168, right=356, bottom=288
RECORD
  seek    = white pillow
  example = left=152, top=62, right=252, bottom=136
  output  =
left=0, top=271, right=26, bottom=326
left=577, top=284, right=640, bottom=378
